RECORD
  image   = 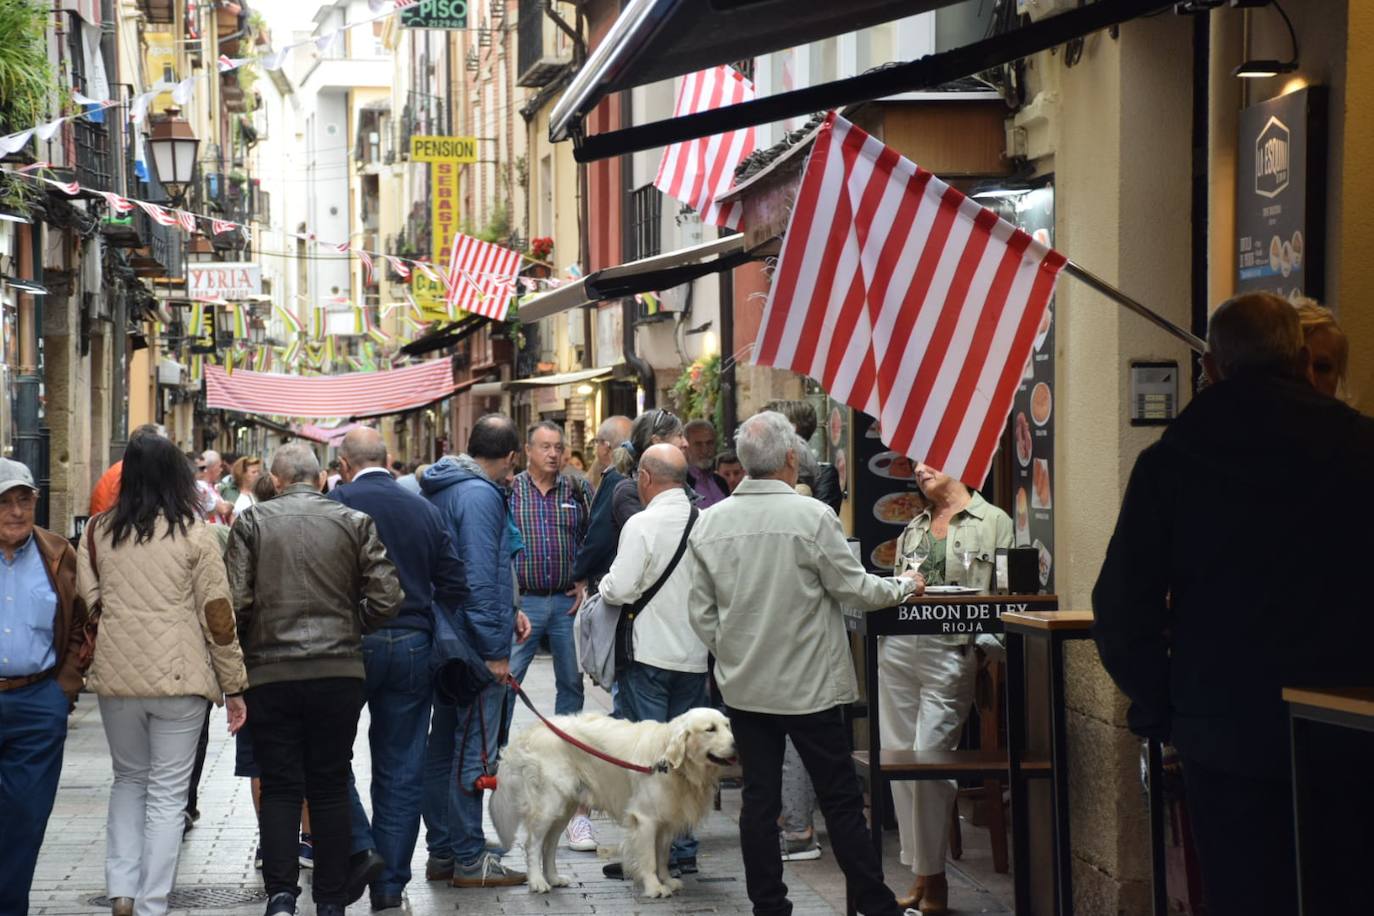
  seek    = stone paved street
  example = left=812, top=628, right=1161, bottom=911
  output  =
left=30, top=656, right=1012, bottom=915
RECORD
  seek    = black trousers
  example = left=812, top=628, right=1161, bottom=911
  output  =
left=248, top=678, right=364, bottom=905
left=727, top=705, right=901, bottom=916
left=185, top=700, right=212, bottom=816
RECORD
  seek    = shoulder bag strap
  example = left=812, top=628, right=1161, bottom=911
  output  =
left=631, top=505, right=699, bottom=613
left=85, top=516, right=100, bottom=581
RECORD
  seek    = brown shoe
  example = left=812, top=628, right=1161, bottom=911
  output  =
left=449, top=852, right=526, bottom=888
left=917, top=873, right=948, bottom=915
left=425, top=856, right=454, bottom=881
left=110, top=898, right=134, bottom=916
left=895, top=874, right=926, bottom=909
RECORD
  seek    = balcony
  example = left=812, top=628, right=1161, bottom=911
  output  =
left=67, top=21, right=113, bottom=190
left=203, top=173, right=251, bottom=252
left=517, top=0, right=574, bottom=88
left=136, top=0, right=175, bottom=23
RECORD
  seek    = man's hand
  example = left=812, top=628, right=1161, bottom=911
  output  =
left=514, top=610, right=532, bottom=644
left=898, top=569, right=926, bottom=602
left=485, top=658, right=510, bottom=680
left=225, top=695, right=247, bottom=734
left=566, top=580, right=587, bottom=616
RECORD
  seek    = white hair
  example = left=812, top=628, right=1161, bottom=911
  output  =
left=793, top=434, right=820, bottom=481
left=270, top=443, right=321, bottom=484
left=735, top=411, right=796, bottom=477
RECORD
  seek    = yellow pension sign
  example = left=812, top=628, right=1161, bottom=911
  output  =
left=409, top=135, right=478, bottom=163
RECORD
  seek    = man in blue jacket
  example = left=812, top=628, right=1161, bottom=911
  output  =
left=325, top=427, right=471, bottom=910
left=419, top=414, right=529, bottom=888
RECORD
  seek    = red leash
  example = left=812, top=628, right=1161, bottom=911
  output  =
left=504, top=676, right=666, bottom=775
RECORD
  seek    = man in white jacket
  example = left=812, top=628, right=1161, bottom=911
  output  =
left=598, top=443, right=708, bottom=876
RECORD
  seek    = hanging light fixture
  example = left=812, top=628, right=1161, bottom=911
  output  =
left=1233, top=1, right=1299, bottom=78
left=148, top=108, right=201, bottom=205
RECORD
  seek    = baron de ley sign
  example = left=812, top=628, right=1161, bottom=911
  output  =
left=844, top=595, right=1058, bottom=636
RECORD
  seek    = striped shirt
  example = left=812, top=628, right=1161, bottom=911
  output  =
left=509, top=471, right=593, bottom=592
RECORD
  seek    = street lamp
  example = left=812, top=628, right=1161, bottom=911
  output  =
left=148, top=108, right=200, bottom=205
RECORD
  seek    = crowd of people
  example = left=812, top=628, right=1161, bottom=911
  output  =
left=0, top=292, right=1368, bottom=916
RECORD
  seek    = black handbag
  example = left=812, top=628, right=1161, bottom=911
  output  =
left=614, top=506, right=698, bottom=673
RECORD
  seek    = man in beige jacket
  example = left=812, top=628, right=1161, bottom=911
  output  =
left=688, top=411, right=922, bottom=916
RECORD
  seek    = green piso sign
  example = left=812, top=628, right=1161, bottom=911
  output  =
left=400, top=0, right=468, bottom=30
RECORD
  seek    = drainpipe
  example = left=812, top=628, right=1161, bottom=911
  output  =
left=14, top=221, right=48, bottom=527
left=718, top=231, right=736, bottom=435
left=1190, top=12, right=1209, bottom=394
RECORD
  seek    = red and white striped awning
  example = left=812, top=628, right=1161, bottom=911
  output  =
left=205, top=360, right=456, bottom=419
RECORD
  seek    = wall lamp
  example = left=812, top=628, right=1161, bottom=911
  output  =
left=1, top=275, right=48, bottom=295
left=1233, top=0, right=1299, bottom=78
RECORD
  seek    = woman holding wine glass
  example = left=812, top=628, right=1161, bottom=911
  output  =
left=878, top=462, right=1013, bottom=915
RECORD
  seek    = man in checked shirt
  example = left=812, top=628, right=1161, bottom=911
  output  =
left=507, top=420, right=598, bottom=848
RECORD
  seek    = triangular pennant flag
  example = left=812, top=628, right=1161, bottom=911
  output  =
left=0, top=130, right=34, bottom=156
left=172, top=77, right=196, bottom=106
left=385, top=256, right=410, bottom=280
left=45, top=177, right=81, bottom=196
left=35, top=119, right=63, bottom=142
left=129, top=91, right=155, bottom=125
left=211, top=218, right=235, bottom=236
left=217, top=55, right=245, bottom=72
left=357, top=249, right=374, bottom=284
left=98, top=191, right=134, bottom=214
left=176, top=210, right=197, bottom=233
left=261, top=48, right=289, bottom=71
left=136, top=200, right=177, bottom=226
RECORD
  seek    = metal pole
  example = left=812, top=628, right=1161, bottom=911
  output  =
left=1062, top=260, right=1206, bottom=354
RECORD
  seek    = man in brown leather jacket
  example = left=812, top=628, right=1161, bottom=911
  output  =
left=227, top=443, right=401, bottom=916
left=0, top=457, right=87, bottom=915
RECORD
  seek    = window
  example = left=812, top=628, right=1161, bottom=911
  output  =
left=538, top=155, right=553, bottom=237
left=631, top=185, right=662, bottom=261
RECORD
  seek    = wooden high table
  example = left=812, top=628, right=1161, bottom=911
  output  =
left=844, top=595, right=1058, bottom=916
left=1284, top=686, right=1374, bottom=915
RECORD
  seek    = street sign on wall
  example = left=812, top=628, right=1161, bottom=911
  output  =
left=399, top=0, right=468, bottom=30
left=410, top=135, right=478, bottom=163
left=187, top=262, right=262, bottom=300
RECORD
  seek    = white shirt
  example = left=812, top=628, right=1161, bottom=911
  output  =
left=598, top=486, right=707, bottom=674
left=232, top=491, right=255, bottom=519
left=352, top=466, right=393, bottom=481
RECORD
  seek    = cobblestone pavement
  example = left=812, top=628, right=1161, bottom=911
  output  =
left=31, top=656, right=1011, bottom=915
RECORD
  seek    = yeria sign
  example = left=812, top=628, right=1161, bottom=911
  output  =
left=187, top=262, right=262, bottom=300
left=1254, top=116, right=1291, bottom=199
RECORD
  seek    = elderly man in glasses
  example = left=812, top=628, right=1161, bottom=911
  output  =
left=0, top=458, right=88, bottom=915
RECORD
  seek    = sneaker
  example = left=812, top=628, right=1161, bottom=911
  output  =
left=602, top=861, right=682, bottom=881
left=672, top=856, right=699, bottom=875
left=346, top=850, right=387, bottom=905
left=780, top=834, right=822, bottom=862
left=425, top=856, right=454, bottom=882
left=263, top=891, right=296, bottom=916
left=564, top=814, right=597, bottom=851
left=254, top=846, right=264, bottom=870
left=182, top=811, right=196, bottom=836
left=315, top=905, right=344, bottom=916
left=450, top=852, right=526, bottom=888
left=298, top=833, right=314, bottom=868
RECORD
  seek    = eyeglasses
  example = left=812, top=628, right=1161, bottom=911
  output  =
left=0, top=491, right=37, bottom=511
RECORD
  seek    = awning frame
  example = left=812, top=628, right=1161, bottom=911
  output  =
left=560, top=0, right=1175, bottom=162
left=517, top=234, right=751, bottom=323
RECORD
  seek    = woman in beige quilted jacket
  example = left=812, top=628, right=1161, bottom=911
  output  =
left=77, top=433, right=249, bottom=916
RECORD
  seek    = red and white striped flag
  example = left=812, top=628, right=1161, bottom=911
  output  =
left=99, top=191, right=133, bottom=214
left=443, top=234, right=521, bottom=321
left=653, top=65, right=757, bottom=230
left=385, top=255, right=410, bottom=280
left=211, top=218, right=235, bottom=236
left=175, top=210, right=197, bottom=233
left=217, top=55, right=245, bottom=72
left=754, top=113, right=1066, bottom=489
left=44, top=177, right=81, bottom=196
left=356, top=248, right=375, bottom=285
left=135, top=200, right=178, bottom=226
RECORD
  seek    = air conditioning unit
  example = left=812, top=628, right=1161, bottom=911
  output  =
left=157, top=358, right=185, bottom=386
left=517, top=5, right=575, bottom=88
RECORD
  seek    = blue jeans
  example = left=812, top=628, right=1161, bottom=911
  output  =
left=0, top=678, right=69, bottom=915
left=508, top=592, right=583, bottom=716
left=422, top=683, right=507, bottom=864
left=619, top=662, right=709, bottom=862
left=349, top=628, right=432, bottom=895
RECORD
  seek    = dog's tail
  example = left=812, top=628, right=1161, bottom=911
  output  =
left=489, top=763, right=522, bottom=852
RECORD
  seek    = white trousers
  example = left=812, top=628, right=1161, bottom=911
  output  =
left=99, top=695, right=207, bottom=916
left=877, top=636, right=977, bottom=876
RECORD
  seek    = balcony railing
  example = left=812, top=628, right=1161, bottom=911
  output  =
left=67, top=16, right=113, bottom=190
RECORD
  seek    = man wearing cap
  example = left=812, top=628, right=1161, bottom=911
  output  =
left=0, top=457, right=88, bottom=914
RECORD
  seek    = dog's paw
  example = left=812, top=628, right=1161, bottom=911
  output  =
left=641, top=881, right=674, bottom=898
left=528, top=876, right=553, bottom=894
left=549, top=874, right=572, bottom=888
left=664, top=877, right=684, bottom=894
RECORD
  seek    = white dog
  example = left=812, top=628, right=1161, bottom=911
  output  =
left=489, top=707, right=737, bottom=897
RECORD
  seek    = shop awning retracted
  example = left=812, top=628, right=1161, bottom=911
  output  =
left=504, top=366, right=618, bottom=390
left=518, top=235, right=751, bottom=323
left=553, top=0, right=1175, bottom=162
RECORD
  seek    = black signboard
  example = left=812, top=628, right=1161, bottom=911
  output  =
left=1235, top=87, right=1328, bottom=300
left=400, top=0, right=469, bottom=30
left=985, top=182, right=1055, bottom=593
left=844, top=594, right=1060, bottom=637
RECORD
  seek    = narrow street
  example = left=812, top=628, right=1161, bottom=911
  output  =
left=30, top=656, right=1013, bottom=915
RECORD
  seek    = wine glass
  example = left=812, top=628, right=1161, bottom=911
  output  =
left=953, top=521, right=979, bottom=587
left=903, top=528, right=933, bottom=575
